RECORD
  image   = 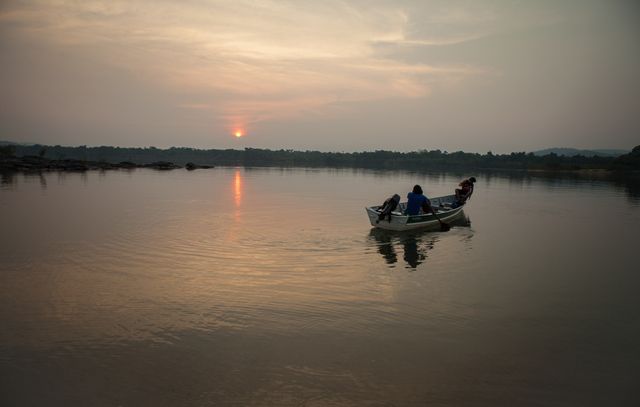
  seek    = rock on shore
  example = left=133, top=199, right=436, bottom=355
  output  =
left=0, top=156, right=214, bottom=171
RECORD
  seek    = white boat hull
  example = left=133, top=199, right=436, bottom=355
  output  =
left=366, top=194, right=467, bottom=231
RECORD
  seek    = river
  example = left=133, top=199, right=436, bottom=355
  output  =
left=1, top=167, right=639, bottom=406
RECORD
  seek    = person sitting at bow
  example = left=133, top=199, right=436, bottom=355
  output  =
left=455, top=177, right=476, bottom=203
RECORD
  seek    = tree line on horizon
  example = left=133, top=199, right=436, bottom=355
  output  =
left=2, top=143, right=639, bottom=171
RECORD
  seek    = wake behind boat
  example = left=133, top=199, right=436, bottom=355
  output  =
left=366, top=194, right=467, bottom=231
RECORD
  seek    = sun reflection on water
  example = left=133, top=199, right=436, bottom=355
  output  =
left=235, top=170, right=242, bottom=207
left=229, top=170, right=243, bottom=241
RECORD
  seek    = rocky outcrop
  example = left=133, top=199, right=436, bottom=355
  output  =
left=0, top=156, right=214, bottom=172
left=144, top=161, right=180, bottom=170
left=185, top=162, right=215, bottom=170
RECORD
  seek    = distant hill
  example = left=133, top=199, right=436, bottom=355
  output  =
left=530, top=148, right=630, bottom=157
left=0, top=140, right=38, bottom=146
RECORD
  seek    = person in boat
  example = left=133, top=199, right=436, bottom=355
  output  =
left=455, top=177, right=476, bottom=203
left=405, top=185, right=438, bottom=216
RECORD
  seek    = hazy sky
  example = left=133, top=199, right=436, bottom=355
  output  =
left=1, top=0, right=639, bottom=153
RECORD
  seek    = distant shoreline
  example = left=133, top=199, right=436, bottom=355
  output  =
left=2, top=143, right=638, bottom=172
left=3, top=155, right=637, bottom=176
left=526, top=168, right=613, bottom=173
left=0, top=155, right=213, bottom=172
left=1, top=144, right=627, bottom=171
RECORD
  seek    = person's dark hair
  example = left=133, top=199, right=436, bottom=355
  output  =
left=469, top=177, right=476, bottom=183
left=412, top=185, right=423, bottom=194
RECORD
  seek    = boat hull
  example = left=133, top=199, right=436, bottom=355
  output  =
left=366, top=194, right=467, bottom=231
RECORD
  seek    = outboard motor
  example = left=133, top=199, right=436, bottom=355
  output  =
left=376, top=194, right=401, bottom=223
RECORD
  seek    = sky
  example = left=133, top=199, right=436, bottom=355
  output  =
left=1, top=0, right=639, bottom=154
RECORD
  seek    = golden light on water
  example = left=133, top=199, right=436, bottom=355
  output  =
left=228, top=170, right=243, bottom=241
left=235, top=170, right=242, bottom=207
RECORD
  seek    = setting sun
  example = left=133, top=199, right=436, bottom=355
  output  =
left=235, top=132, right=242, bottom=137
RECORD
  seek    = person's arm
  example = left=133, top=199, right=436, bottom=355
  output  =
left=463, top=185, right=474, bottom=201
left=421, top=200, right=437, bottom=216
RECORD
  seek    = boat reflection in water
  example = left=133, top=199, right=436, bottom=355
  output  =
left=368, top=213, right=471, bottom=269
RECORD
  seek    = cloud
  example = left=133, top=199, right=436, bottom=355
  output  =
left=1, top=0, right=498, bottom=133
left=5, top=0, right=636, bottom=152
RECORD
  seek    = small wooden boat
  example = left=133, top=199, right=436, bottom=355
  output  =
left=366, top=194, right=467, bottom=231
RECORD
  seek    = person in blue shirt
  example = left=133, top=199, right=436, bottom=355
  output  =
left=405, top=185, right=437, bottom=216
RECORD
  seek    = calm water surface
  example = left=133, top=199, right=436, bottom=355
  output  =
left=1, top=168, right=639, bottom=406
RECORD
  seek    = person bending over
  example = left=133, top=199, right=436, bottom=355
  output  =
left=405, top=185, right=437, bottom=216
left=455, top=177, right=476, bottom=203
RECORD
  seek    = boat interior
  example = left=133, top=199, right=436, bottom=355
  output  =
left=372, top=194, right=463, bottom=215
